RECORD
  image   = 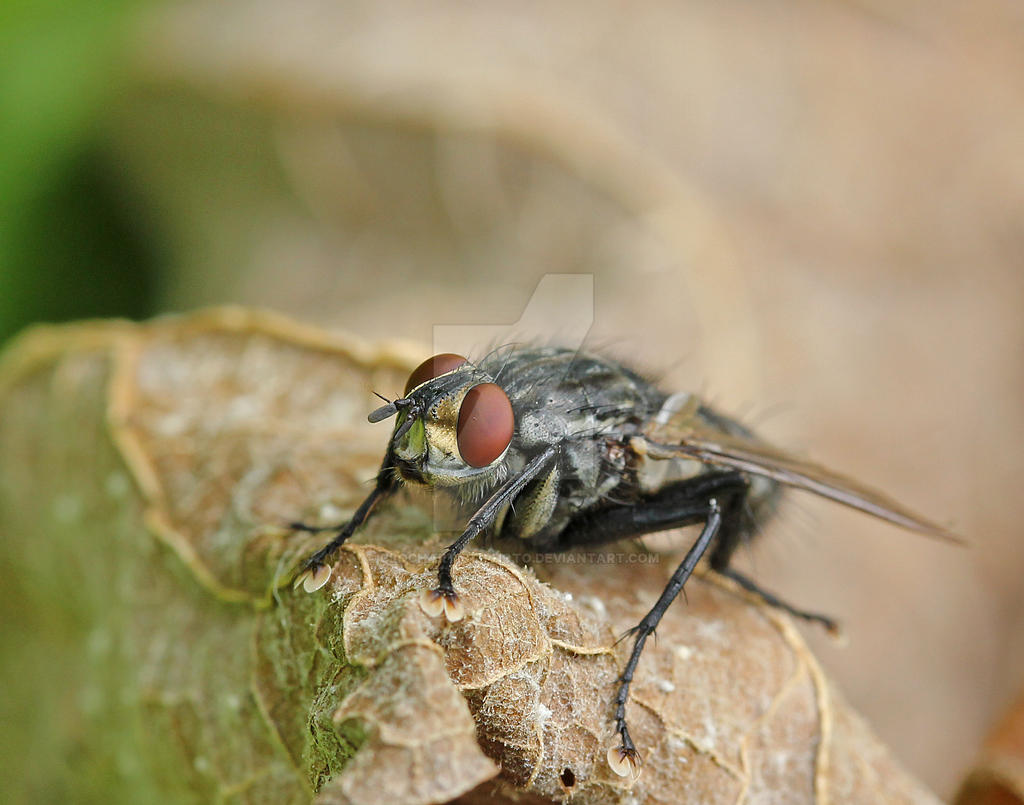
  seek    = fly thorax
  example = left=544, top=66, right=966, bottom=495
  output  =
left=517, top=409, right=569, bottom=449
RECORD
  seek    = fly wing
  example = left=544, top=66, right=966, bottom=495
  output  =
left=639, top=400, right=959, bottom=541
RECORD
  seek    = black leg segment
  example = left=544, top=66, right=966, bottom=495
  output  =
left=545, top=470, right=834, bottom=774
left=420, top=444, right=561, bottom=620
left=609, top=498, right=723, bottom=777
left=712, top=566, right=838, bottom=633
left=294, top=453, right=399, bottom=587
left=553, top=470, right=750, bottom=550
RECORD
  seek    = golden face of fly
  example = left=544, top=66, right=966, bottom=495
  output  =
left=386, top=355, right=515, bottom=488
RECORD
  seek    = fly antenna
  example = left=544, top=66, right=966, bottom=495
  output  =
left=392, top=400, right=419, bottom=439
left=367, top=396, right=414, bottom=424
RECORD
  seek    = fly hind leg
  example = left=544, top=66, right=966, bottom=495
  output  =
left=710, top=565, right=838, bottom=634
left=552, top=471, right=749, bottom=778
left=607, top=499, right=724, bottom=779
left=708, top=525, right=838, bottom=633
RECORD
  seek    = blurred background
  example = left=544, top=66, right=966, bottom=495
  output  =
left=2, top=0, right=1022, bottom=800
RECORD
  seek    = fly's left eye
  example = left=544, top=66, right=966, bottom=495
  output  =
left=404, top=353, right=468, bottom=395
left=457, top=383, right=514, bottom=467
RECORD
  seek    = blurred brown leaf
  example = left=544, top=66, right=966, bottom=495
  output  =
left=957, top=686, right=1024, bottom=805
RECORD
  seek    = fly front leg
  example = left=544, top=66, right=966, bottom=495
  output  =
left=293, top=454, right=398, bottom=593
left=418, top=444, right=559, bottom=622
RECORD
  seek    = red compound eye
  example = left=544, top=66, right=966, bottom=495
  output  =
left=404, top=353, right=468, bottom=395
left=457, top=383, right=514, bottom=467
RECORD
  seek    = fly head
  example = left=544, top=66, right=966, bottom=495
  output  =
left=368, top=353, right=515, bottom=488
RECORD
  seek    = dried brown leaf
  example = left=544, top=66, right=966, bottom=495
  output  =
left=0, top=309, right=942, bottom=804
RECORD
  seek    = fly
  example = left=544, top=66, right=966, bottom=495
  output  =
left=290, top=346, right=958, bottom=781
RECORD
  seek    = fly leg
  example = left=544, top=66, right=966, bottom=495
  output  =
left=608, top=499, right=722, bottom=780
left=707, top=514, right=837, bottom=632
left=710, top=564, right=838, bottom=633
left=293, top=456, right=398, bottom=592
left=550, top=470, right=750, bottom=549
left=550, top=471, right=750, bottom=778
left=419, top=444, right=559, bottom=622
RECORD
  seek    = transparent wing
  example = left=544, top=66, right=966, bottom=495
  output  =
left=638, top=399, right=960, bottom=541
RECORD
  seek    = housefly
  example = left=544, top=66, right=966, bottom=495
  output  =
left=291, top=346, right=956, bottom=781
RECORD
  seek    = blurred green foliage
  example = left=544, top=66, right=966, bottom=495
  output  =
left=1, top=4, right=165, bottom=803
left=0, top=0, right=160, bottom=347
